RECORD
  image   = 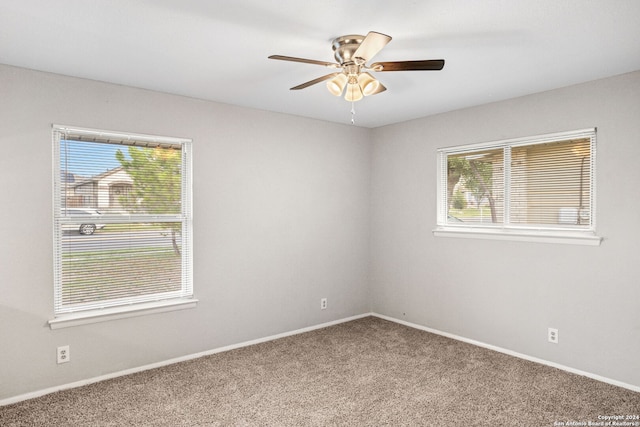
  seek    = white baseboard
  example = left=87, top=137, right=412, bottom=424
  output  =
left=0, top=313, right=371, bottom=407
left=4, top=311, right=637, bottom=406
left=372, top=313, right=640, bottom=393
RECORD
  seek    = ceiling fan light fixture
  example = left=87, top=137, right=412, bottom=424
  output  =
left=269, top=30, right=446, bottom=110
left=345, top=82, right=363, bottom=102
left=357, top=73, right=380, bottom=96
left=326, top=73, right=348, bottom=96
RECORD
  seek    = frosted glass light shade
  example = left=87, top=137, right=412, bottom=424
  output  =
left=357, top=73, right=380, bottom=96
left=344, top=83, right=363, bottom=102
left=326, top=73, right=348, bottom=96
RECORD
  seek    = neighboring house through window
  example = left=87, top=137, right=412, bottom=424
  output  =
left=435, top=128, right=601, bottom=245
left=65, top=166, right=133, bottom=210
left=51, top=125, right=194, bottom=325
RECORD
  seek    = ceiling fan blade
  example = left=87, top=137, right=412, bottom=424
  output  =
left=370, top=59, right=445, bottom=71
left=268, top=55, right=339, bottom=68
left=290, top=73, right=340, bottom=90
left=353, top=31, right=392, bottom=62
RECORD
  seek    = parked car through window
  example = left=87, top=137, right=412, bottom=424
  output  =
left=62, top=208, right=105, bottom=235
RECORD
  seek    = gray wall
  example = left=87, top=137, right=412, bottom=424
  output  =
left=370, top=71, right=640, bottom=388
left=0, top=64, right=372, bottom=400
left=1, top=63, right=639, bottom=402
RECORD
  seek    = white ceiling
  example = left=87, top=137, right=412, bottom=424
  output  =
left=2, top=0, right=640, bottom=128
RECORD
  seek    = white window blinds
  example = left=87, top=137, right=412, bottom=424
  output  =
left=52, top=125, right=193, bottom=315
left=438, top=128, right=596, bottom=233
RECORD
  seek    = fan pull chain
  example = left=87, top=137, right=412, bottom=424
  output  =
left=350, top=102, right=356, bottom=125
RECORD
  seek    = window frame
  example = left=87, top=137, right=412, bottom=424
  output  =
left=50, top=125, right=196, bottom=328
left=434, top=128, right=602, bottom=246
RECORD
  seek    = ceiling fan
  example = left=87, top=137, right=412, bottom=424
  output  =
left=269, top=31, right=445, bottom=102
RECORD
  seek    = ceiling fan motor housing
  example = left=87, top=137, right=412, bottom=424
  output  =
left=332, top=35, right=366, bottom=66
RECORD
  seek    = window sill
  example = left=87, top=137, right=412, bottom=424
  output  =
left=48, top=298, right=198, bottom=330
left=433, top=227, right=602, bottom=246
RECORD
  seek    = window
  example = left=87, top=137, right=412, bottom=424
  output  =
left=52, top=125, right=193, bottom=322
left=435, top=128, right=601, bottom=245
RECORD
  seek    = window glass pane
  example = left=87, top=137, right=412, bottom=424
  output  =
left=58, top=222, right=183, bottom=311
left=60, top=139, right=182, bottom=215
left=510, top=138, right=591, bottom=227
left=447, top=148, right=504, bottom=225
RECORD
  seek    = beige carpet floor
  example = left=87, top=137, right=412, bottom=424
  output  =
left=1, top=316, right=639, bottom=426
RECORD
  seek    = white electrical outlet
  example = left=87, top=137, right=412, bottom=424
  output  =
left=320, top=298, right=327, bottom=310
left=548, top=328, right=559, bottom=344
left=57, top=345, right=70, bottom=364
